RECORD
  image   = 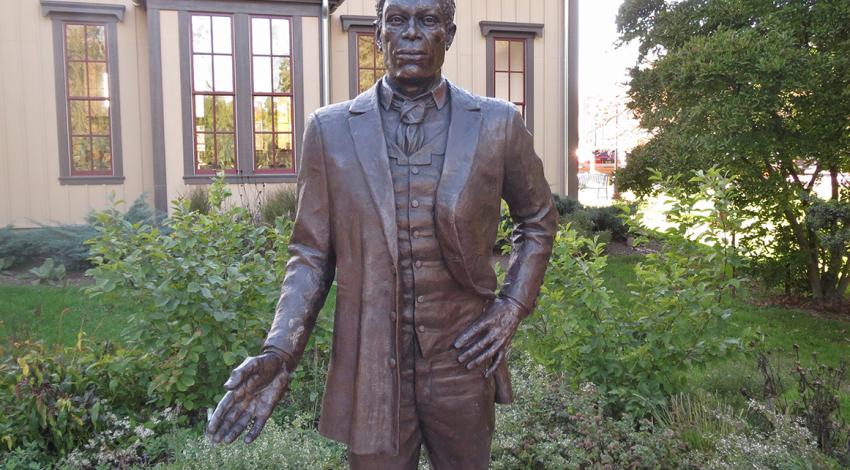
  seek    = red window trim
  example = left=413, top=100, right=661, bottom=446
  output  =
left=64, top=22, right=114, bottom=177
left=249, top=15, right=296, bottom=175
left=492, top=37, right=526, bottom=117
left=355, top=31, right=386, bottom=95
left=189, top=13, right=237, bottom=175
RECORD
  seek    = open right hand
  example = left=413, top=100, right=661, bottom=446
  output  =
left=206, top=353, right=290, bottom=445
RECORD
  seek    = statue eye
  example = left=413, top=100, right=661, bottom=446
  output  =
left=387, top=15, right=405, bottom=26
left=422, top=16, right=438, bottom=27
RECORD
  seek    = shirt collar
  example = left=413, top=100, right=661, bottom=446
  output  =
left=379, top=76, right=449, bottom=111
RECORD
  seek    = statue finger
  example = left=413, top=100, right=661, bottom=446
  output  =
left=222, top=410, right=253, bottom=445
left=458, top=333, right=497, bottom=365
left=206, top=391, right=234, bottom=437
left=484, top=350, right=506, bottom=378
left=224, top=357, right=256, bottom=390
left=453, top=318, right=490, bottom=349
left=467, top=339, right=504, bottom=371
left=211, top=400, right=250, bottom=443
left=244, top=411, right=270, bottom=444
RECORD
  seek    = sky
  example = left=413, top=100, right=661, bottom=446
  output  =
left=577, top=0, right=647, bottom=163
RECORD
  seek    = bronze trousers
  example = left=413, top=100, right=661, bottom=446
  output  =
left=348, top=322, right=496, bottom=470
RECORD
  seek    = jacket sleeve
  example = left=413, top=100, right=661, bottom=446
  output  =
left=262, top=113, right=336, bottom=371
left=498, top=107, right=558, bottom=318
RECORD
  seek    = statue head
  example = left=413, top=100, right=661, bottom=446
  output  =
left=375, top=0, right=457, bottom=93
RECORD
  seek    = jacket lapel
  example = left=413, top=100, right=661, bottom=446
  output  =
left=348, top=84, right=399, bottom=268
left=436, top=82, right=491, bottom=296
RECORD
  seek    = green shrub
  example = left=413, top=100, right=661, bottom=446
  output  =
left=518, top=169, right=746, bottom=416
left=0, top=338, right=147, bottom=459
left=183, top=186, right=212, bottom=215
left=162, top=414, right=345, bottom=470
left=86, top=177, right=294, bottom=414
left=553, top=193, right=583, bottom=216
left=587, top=205, right=629, bottom=241
left=28, top=258, right=66, bottom=285
left=260, top=186, right=298, bottom=226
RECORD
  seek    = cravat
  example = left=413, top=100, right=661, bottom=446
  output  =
left=392, top=96, right=436, bottom=156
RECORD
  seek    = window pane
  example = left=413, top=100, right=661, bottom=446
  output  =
left=275, top=134, right=293, bottom=169
left=192, top=16, right=212, bottom=53
left=213, top=55, right=233, bottom=92
left=251, top=18, right=271, bottom=55
left=253, top=56, right=272, bottom=93
left=217, top=134, right=236, bottom=169
left=69, top=101, right=90, bottom=135
left=271, top=19, right=290, bottom=56
left=86, top=25, right=106, bottom=61
left=215, top=96, right=234, bottom=131
left=211, top=16, right=232, bottom=54
left=510, top=41, right=524, bottom=71
left=87, top=62, right=109, bottom=98
left=196, top=133, right=213, bottom=169
left=358, top=36, right=372, bottom=69
left=68, top=62, right=86, bottom=96
left=194, top=95, right=214, bottom=133
left=273, top=57, right=291, bottom=93
left=193, top=54, right=213, bottom=92
left=495, top=40, right=509, bottom=71
left=90, top=100, right=110, bottom=134
left=359, top=69, right=375, bottom=93
left=255, top=134, right=273, bottom=169
left=495, top=72, right=509, bottom=101
left=254, top=97, right=273, bottom=132
left=91, top=136, right=111, bottom=170
left=510, top=72, right=524, bottom=102
left=274, top=96, right=291, bottom=131
left=66, top=25, right=86, bottom=60
left=71, top=137, right=92, bottom=171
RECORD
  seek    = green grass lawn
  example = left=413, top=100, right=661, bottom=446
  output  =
left=0, top=284, right=127, bottom=348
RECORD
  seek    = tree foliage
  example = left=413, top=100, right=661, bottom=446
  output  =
left=616, top=0, right=850, bottom=303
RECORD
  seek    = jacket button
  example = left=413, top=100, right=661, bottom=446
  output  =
left=388, top=357, right=397, bottom=368
left=418, top=325, right=425, bottom=333
left=416, top=295, right=425, bottom=303
left=411, top=167, right=420, bottom=175
left=413, top=230, right=421, bottom=238
left=390, top=312, right=397, bottom=322
left=411, top=199, right=420, bottom=208
left=415, top=260, right=423, bottom=268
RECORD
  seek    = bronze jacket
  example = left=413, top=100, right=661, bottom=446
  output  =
left=263, top=81, right=557, bottom=455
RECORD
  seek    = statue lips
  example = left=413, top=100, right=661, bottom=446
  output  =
left=394, top=49, right=428, bottom=63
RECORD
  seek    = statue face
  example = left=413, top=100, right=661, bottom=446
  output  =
left=377, top=0, right=456, bottom=87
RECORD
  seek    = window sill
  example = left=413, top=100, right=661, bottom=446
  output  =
left=183, top=174, right=297, bottom=185
left=59, top=175, right=125, bottom=185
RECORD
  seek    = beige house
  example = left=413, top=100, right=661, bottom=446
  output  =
left=0, top=0, right=578, bottom=229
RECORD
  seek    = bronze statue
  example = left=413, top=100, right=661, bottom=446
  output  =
left=206, top=0, right=557, bottom=467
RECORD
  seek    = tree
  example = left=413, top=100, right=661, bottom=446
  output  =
left=616, top=0, right=850, bottom=305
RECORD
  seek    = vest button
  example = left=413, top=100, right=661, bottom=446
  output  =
left=411, top=199, right=420, bottom=208
left=416, top=295, right=425, bottom=303
left=390, top=311, right=397, bottom=322
left=388, top=357, right=397, bottom=368
left=413, top=230, right=421, bottom=238
left=411, top=167, right=420, bottom=175
left=415, top=260, right=423, bottom=268
left=418, top=325, right=426, bottom=333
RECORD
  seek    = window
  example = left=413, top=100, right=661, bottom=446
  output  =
left=251, top=17, right=295, bottom=174
left=340, top=15, right=384, bottom=98
left=480, top=21, right=543, bottom=134
left=191, top=15, right=236, bottom=174
left=43, top=1, right=125, bottom=185
left=493, top=38, right=526, bottom=117
left=356, top=32, right=386, bottom=94
left=180, top=12, right=304, bottom=181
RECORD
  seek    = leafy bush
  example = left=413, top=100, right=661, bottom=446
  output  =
left=0, top=338, right=147, bottom=460
left=492, top=355, right=693, bottom=469
left=259, top=186, right=299, bottom=226
left=86, top=178, right=293, bottom=414
left=163, top=414, right=345, bottom=470
left=518, top=169, right=746, bottom=416
left=28, top=258, right=66, bottom=285
left=183, top=186, right=212, bottom=215
left=0, top=196, right=153, bottom=272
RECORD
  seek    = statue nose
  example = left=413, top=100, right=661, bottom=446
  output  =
left=401, top=19, right=421, bottom=39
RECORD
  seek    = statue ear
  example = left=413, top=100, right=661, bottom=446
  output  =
left=445, top=22, right=457, bottom=50
left=375, top=27, right=383, bottom=51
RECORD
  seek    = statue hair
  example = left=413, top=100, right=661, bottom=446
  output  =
left=375, top=0, right=456, bottom=25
